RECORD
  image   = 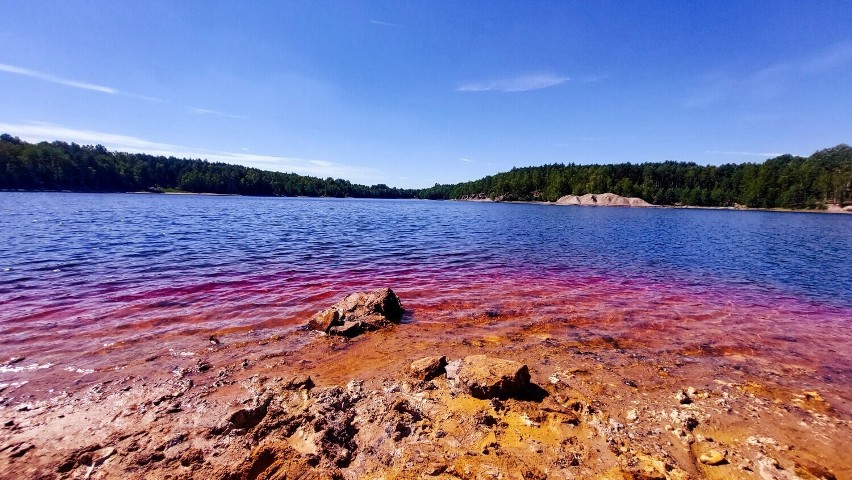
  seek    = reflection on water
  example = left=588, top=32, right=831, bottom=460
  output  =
left=0, top=193, right=849, bottom=380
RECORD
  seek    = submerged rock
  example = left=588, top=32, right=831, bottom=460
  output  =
left=445, top=355, right=531, bottom=399
left=307, top=288, right=404, bottom=337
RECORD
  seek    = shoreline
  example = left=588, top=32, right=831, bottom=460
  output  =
left=1, top=294, right=850, bottom=479
left=3, top=189, right=850, bottom=214
left=453, top=197, right=852, bottom=214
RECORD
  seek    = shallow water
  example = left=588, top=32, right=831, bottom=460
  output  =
left=0, top=192, right=850, bottom=389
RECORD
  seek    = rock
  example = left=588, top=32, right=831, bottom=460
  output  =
left=626, top=409, right=639, bottom=422
left=6, top=442, right=34, bottom=458
left=223, top=396, right=271, bottom=432
left=795, top=457, right=837, bottom=480
left=56, top=444, right=102, bottom=473
left=445, top=355, right=531, bottom=399
left=307, top=309, right=340, bottom=333
left=283, top=375, right=314, bottom=391
left=409, top=356, right=447, bottom=381
left=803, top=390, right=825, bottom=402
left=307, top=288, right=404, bottom=336
left=684, top=416, right=699, bottom=431
left=555, top=193, right=652, bottom=207
left=675, top=390, right=692, bottom=404
left=328, top=321, right=364, bottom=338
left=699, top=449, right=727, bottom=465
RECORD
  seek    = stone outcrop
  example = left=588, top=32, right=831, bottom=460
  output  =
left=555, top=192, right=653, bottom=207
left=445, top=355, right=531, bottom=399
left=307, top=288, right=404, bottom=337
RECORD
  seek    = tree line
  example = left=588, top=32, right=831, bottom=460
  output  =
left=418, top=145, right=851, bottom=209
left=1, top=134, right=849, bottom=208
left=0, top=134, right=416, bottom=198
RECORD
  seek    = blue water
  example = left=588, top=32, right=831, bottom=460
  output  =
left=1, top=192, right=849, bottom=312
left=0, top=191, right=850, bottom=378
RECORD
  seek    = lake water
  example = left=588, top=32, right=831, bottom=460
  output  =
left=1, top=192, right=850, bottom=391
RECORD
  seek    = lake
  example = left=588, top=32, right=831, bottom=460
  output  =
left=0, top=192, right=850, bottom=389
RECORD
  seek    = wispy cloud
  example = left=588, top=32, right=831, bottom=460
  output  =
left=457, top=73, right=569, bottom=93
left=684, top=41, right=852, bottom=108
left=0, top=63, right=118, bottom=94
left=705, top=150, right=782, bottom=157
left=369, top=19, right=401, bottom=28
left=459, top=157, right=473, bottom=163
left=190, top=107, right=247, bottom=120
left=0, top=62, right=245, bottom=119
left=0, top=122, right=373, bottom=181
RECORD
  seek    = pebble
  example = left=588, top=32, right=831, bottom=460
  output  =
left=699, top=449, right=727, bottom=465
left=626, top=409, right=638, bottom=422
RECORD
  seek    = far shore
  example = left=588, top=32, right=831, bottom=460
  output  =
left=2, top=189, right=849, bottom=214
left=454, top=197, right=852, bottom=214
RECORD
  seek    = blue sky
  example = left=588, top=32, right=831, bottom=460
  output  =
left=1, top=1, right=850, bottom=188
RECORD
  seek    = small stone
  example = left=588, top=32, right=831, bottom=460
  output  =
left=699, top=449, right=727, bottom=466
left=282, top=375, right=314, bottom=391
left=626, top=409, right=639, bottom=422
left=90, top=447, right=116, bottom=466
left=675, top=390, right=693, bottom=405
left=409, top=356, right=447, bottom=381
left=426, top=463, right=447, bottom=476
left=684, top=416, right=699, bottom=431
left=803, top=390, right=824, bottom=402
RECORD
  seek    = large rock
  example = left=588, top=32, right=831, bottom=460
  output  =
left=307, top=288, right=404, bottom=337
left=555, top=193, right=652, bottom=207
left=445, top=355, right=531, bottom=399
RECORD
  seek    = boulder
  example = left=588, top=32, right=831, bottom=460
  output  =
left=445, top=355, right=531, bottom=399
left=307, top=288, right=404, bottom=337
left=409, top=356, right=447, bottom=381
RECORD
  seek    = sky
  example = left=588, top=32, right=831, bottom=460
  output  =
left=1, top=1, right=851, bottom=188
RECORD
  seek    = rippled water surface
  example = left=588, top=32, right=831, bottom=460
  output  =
left=1, top=192, right=850, bottom=377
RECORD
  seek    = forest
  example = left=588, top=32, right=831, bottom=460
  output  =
left=419, top=145, right=851, bottom=208
left=1, top=134, right=849, bottom=209
left=0, top=134, right=417, bottom=199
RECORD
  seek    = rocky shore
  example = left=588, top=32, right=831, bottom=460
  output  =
left=1, top=290, right=848, bottom=479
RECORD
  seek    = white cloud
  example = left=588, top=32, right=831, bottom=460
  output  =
left=705, top=150, right=782, bottom=157
left=0, top=122, right=374, bottom=181
left=0, top=63, right=118, bottom=94
left=459, top=157, right=473, bottom=163
left=369, top=19, right=401, bottom=28
left=190, top=107, right=247, bottom=120
left=457, top=73, right=569, bottom=93
left=0, top=64, right=260, bottom=121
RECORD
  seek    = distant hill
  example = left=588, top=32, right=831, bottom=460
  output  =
left=1, top=134, right=849, bottom=209
left=417, top=145, right=852, bottom=209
